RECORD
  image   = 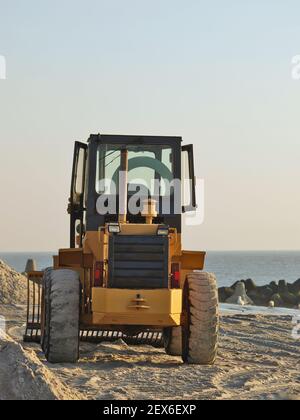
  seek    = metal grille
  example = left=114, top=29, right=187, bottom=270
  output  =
left=108, top=235, right=169, bottom=289
left=80, top=329, right=164, bottom=347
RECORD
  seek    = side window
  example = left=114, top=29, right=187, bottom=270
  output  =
left=70, top=142, right=87, bottom=248
left=75, top=148, right=86, bottom=195
left=182, top=145, right=196, bottom=212
left=182, top=150, right=192, bottom=207
left=71, top=142, right=87, bottom=206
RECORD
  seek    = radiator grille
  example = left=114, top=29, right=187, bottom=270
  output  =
left=108, top=235, right=169, bottom=289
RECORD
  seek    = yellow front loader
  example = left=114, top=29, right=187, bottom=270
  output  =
left=24, top=134, right=219, bottom=364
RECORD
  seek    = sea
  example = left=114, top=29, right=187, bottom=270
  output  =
left=1, top=251, right=299, bottom=288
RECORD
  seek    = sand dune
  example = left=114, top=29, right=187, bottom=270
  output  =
left=0, top=260, right=28, bottom=305
left=0, top=330, right=82, bottom=400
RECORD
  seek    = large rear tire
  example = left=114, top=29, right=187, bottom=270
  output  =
left=182, top=272, right=219, bottom=365
left=41, top=268, right=80, bottom=364
left=164, top=327, right=182, bottom=356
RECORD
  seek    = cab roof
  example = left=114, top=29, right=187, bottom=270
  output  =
left=88, top=134, right=182, bottom=146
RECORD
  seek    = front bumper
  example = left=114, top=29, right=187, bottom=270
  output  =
left=91, top=288, right=182, bottom=327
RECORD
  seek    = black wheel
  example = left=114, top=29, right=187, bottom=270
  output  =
left=41, top=268, right=80, bottom=363
left=164, top=327, right=182, bottom=356
left=182, top=272, right=219, bottom=365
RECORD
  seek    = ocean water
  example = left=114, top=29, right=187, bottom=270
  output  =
left=0, top=251, right=300, bottom=288
left=0, top=252, right=54, bottom=274
left=205, top=251, right=300, bottom=287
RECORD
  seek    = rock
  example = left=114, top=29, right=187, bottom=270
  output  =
left=293, top=291, right=300, bottom=306
left=271, top=293, right=284, bottom=307
left=230, top=279, right=256, bottom=294
left=278, top=280, right=298, bottom=306
left=25, top=259, right=37, bottom=274
left=218, top=287, right=234, bottom=303
left=230, top=280, right=244, bottom=290
left=268, top=301, right=275, bottom=308
left=282, top=294, right=298, bottom=307
left=226, top=282, right=254, bottom=305
left=278, top=280, right=287, bottom=292
left=289, top=279, right=300, bottom=294
left=245, top=279, right=257, bottom=292
left=269, top=281, right=278, bottom=293
left=248, top=286, right=274, bottom=306
left=220, top=278, right=300, bottom=309
left=259, top=286, right=274, bottom=301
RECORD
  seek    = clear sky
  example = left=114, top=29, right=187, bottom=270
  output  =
left=0, top=0, right=299, bottom=252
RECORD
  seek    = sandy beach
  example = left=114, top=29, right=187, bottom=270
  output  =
left=0, top=261, right=299, bottom=400
left=1, top=303, right=299, bottom=400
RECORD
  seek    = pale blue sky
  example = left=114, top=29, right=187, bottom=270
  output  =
left=0, top=0, right=299, bottom=251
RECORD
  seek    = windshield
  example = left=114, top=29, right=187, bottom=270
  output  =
left=96, top=144, right=174, bottom=196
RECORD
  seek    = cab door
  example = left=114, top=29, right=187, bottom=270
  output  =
left=182, top=144, right=197, bottom=212
left=69, top=142, right=87, bottom=248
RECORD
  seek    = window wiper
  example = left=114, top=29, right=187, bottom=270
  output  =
left=105, top=153, right=121, bottom=168
left=98, top=149, right=119, bottom=163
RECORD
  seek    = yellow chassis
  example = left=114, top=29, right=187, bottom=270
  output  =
left=50, top=226, right=205, bottom=331
left=88, top=288, right=182, bottom=327
left=24, top=225, right=205, bottom=343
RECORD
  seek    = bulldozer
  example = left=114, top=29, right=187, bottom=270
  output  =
left=24, top=134, right=219, bottom=365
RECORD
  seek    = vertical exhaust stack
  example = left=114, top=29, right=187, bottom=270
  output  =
left=119, top=149, right=129, bottom=224
left=142, top=199, right=158, bottom=224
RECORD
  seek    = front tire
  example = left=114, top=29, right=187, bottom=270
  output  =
left=182, top=272, right=219, bottom=365
left=41, top=268, right=80, bottom=364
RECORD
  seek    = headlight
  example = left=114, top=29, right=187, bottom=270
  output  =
left=157, top=225, right=169, bottom=236
left=108, top=223, right=121, bottom=234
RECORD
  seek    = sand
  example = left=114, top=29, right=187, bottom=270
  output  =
left=0, top=262, right=299, bottom=400
left=0, top=305, right=299, bottom=400
left=0, top=330, right=82, bottom=400
left=0, top=260, right=28, bottom=305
